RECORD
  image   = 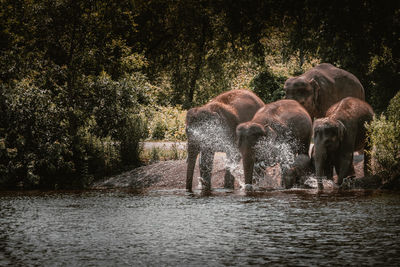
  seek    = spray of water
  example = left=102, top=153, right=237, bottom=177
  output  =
left=188, top=119, right=313, bottom=190
left=187, top=118, right=241, bottom=190
left=252, top=136, right=297, bottom=188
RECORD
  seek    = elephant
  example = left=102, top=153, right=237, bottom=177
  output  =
left=236, top=99, right=312, bottom=190
left=313, top=97, right=374, bottom=189
left=284, top=63, right=365, bottom=119
left=186, top=89, right=264, bottom=192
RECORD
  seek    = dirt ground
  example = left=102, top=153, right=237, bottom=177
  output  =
left=91, top=152, right=366, bottom=191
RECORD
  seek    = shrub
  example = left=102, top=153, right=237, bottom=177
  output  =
left=387, top=91, right=400, bottom=123
left=147, top=106, right=186, bottom=141
left=0, top=71, right=150, bottom=189
left=140, top=144, right=187, bottom=164
left=366, top=115, right=400, bottom=176
left=250, top=68, right=287, bottom=103
left=366, top=91, right=400, bottom=179
left=152, top=121, right=167, bottom=140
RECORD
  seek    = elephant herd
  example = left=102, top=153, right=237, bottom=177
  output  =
left=185, top=63, right=374, bottom=192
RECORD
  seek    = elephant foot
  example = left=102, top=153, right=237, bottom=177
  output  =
left=316, top=176, right=325, bottom=190
left=223, top=184, right=234, bottom=190
left=243, top=184, right=254, bottom=192
left=199, top=177, right=211, bottom=192
left=186, top=188, right=193, bottom=193
left=223, top=180, right=234, bottom=190
left=340, top=176, right=355, bottom=190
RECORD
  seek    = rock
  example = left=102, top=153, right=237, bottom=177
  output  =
left=341, top=175, right=383, bottom=190
left=91, top=153, right=234, bottom=190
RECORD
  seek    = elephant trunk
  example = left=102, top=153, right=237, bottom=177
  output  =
left=314, top=144, right=327, bottom=190
left=236, top=122, right=266, bottom=189
left=242, top=151, right=255, bottom=185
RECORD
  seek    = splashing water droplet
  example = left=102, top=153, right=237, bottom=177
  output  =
left=251, top=136, right=299, bottom=188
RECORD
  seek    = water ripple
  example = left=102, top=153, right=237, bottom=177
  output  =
left=0, top=190, right=399, bottom=266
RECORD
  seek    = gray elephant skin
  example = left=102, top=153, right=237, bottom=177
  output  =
left=236, top=99, right=312, bottom=189
left=313, top=97, right=374, bottom=189
left=186, top=89, right=264, bottom=192
left=284, top=63, right=365, bottom=119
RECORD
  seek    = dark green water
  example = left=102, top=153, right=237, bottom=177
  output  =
left=1, top=189, right=399, bottom=266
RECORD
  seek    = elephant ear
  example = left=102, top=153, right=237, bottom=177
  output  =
left=310, top=78, right=320, bottom=106
left=265, top=125, right=278, bottom=140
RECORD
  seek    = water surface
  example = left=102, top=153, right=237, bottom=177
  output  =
left=1, top=189, right=399, bottom=266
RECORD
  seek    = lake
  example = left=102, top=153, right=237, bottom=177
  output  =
left=1, top=189, right=400, bottom=266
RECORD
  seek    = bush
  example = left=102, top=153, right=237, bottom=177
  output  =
left=147, top=106, right=186, bottom=141
left=140, top=144, right=187, bottom=164
left=366, top=91, right=400, bottom=179
left=387, top=91, right=400, bottom=123
left=152, top=121, right=168, bottom=140
left=250, top=68, right=287, bottom=103
left=0, top=72, right=149, bottom=189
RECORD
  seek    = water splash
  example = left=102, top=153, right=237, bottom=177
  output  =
left=187, top=119, right=239, bottom=160
left=252, top=136, right=298, bottom=188
left=189, top=118, right=241, bottom=190
left=188, top=120, right=307, bottom=190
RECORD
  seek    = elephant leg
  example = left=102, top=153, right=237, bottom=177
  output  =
left=347, top=162, right=356, bottom=177
left=337, top=153, right=353, bottom=186
left=325, top=163, right=334, bottom=181
left=223, top=170, right=234, bottom=189
left=223, top=150, right=237, bottom=189
left=186, top=143, right=199, bottom=192
left=199, top=150, right=214, bottom=192
left=281, top=165, right=291, bottom=189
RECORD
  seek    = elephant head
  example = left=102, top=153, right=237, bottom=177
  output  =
left=313, top=118, right=345, bottom=181
left=284, top=76, right=320, bottom=118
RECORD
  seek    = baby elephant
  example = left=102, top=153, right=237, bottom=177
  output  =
left=236, top=99, right=312, bottom=190
left=313, top=97, right=374, bottom=189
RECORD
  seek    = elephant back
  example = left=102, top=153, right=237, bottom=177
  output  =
left=253, top=99, right=312, bottom=154
left=309, top=64, right=365, bottom=115
left=213, top=89, right=265, bottom=123
left=326, top=97, right=374, bottom=151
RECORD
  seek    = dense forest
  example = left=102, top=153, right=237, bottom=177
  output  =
left=1, top=0, right=399, bottom=189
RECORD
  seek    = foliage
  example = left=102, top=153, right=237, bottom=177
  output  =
left=387, top=91, right=400, bottom=123
left=250, top=68, right=287, bottom=103
left=133, top=0, right=399, bottom=111
left=1, top=0, right=399, bottom=189
left=146, top=106, right=187, bottom=141
left=366, top=115, right=400, bottom=178
left=0, top=1, right=149, bottom=189
left=366, top=92, right=400, bottom=178
left=0, top=71, right=148, bottom=189
left=141, top=144, right=187, bottom=164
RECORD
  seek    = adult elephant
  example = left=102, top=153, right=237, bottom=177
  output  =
left=284, top=63, right=365, bottom=119
left=236, top=99, right=312, bottom=190
left=313, top=97, right=374, bottom=189
left=186, top=89, right=264, bottom=192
